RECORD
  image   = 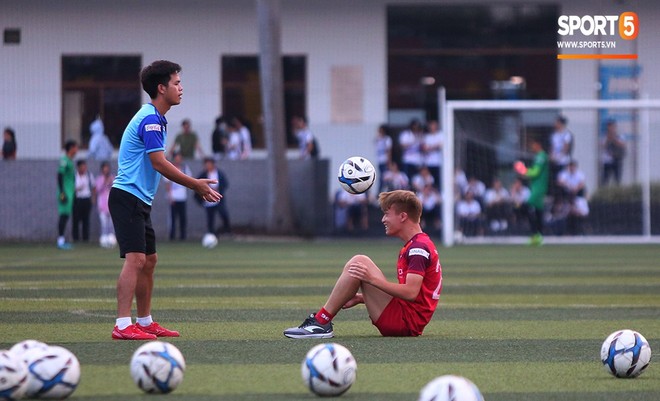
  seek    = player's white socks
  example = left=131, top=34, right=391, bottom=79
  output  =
left=137, top=315, right=153, bottom=327
left=57, top=236, right=65, bottom=246
left=116, top=317, right=132, bottom=330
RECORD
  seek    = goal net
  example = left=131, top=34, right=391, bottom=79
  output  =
left=440, top=98, right=660, bottom=246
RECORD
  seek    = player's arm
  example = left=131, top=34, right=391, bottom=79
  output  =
left=370, top=273, right=423, bottom=302
left=149, top=151, right=221, bottom=203
left=347, top=261, right=423, bottom=302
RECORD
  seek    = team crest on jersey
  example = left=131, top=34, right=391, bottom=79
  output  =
left=409, top=248, right=430, bottom=259
left=145, top=124, right=162, bottom=132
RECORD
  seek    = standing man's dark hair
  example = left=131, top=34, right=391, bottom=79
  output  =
left=140, top=60, right=182, bottom=99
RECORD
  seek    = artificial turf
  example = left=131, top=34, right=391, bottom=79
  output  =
left=0, top=240, right=658, bottom=400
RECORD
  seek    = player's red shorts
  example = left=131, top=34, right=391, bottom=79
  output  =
left=372, top=298, right=421, bottom=337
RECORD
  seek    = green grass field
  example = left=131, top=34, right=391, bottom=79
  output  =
left=0, top=240, right=659, bottom=400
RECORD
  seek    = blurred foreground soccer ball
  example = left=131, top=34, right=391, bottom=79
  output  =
left=201, top=233, right=218, bottom=248
left=130, top=341, right=186, bottom=394
left=0, top=349, right=29, bottom=401
left=601, top=329, right=652, bottom=378
left=22, top=345, right=80, bottom=399
left=9, top=339, right=49, bottom=357
left=302, top=343, right=357, bottom=397
left=418, top=375, right=485, bottom=401
left=337, top=156, right=376, bottom=195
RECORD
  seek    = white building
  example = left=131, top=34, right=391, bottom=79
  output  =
left=2, top=0, right=660, bottom=196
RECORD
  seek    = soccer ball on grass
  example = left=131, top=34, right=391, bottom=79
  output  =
left=201, top=233, right=218, bottom=249
left=130, top=341, right=186, bottom=394
left=418, top=375, right=484, bottom=401
left=601, top=329, right=652, bottom=378
left=0, top=349, right=29, bottom=401
left=301, top=343, right=357, bottom=397
left=337, top=156, right=376, bottom=195
left=22, top=345, right=80, bottom=399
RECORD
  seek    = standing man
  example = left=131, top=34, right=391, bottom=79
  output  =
left=514, top=138, right=550, bottom=246
left=109, top=60, right=222, bottom=340
left=284, top=190, right=442, bottom=338
left=72, top=159, right=95, bottom=242
left=198, top=157, right=231, bottom=236
left=56, top=140, right=78, bottom=250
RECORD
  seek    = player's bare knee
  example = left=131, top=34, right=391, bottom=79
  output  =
left=349, top=254, right=373, bottom=264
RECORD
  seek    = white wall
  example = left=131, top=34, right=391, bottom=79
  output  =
left=1, top=0, right=659, bottom=196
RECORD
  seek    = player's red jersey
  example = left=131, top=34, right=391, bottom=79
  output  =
left=396, top=232, right=442, bottom=335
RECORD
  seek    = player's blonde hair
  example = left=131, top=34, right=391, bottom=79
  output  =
left=378, top=190, right=422, bottom=223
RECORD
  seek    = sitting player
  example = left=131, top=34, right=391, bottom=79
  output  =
left=284, top=190, right=442, bottom=338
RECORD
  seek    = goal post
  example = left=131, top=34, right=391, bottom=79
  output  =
left=440, top=94, right=660, bottom=246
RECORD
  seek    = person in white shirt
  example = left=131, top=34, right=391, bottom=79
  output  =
left=72, top=159, right=95, bottom=242
left=374, top=124, right=392, bottom=192
left=293, top=116, right=318, bottom=160
left=382, top=161, right=410, bottom=191
left=398, top=119, right=424, bottom=179
left=229, top=116, right=252, bottom=160
left=456, top=191, right=482, bottom=237
left=550, top=115, right=573, bottom=192
left=484, top=178, right=511, bottom=232
left=411, top=166, right=435, bottom=193
left=509, top=178, right=531, bottom=231
left=164, top=152, right=191, bottom=240
left=557, top=160, right=586, bottom=197
left=417, top=184, right=441, bottom=231
left=334, top=190, right=369, bottom=233
left=422, top=120, right=443, bottom=190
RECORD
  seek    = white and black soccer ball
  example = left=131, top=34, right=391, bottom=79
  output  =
left=22, top=345, right=80, bottom=399
left=418, top=375, right=484, bottom=401
left=337, top=156, right=376, bottom=194
left=100, top=233, right=117, bottom=248
left=301, top=343, right=357, bottom=397
left=601, top=329, right=652, bottom=378
left=130, top=341, right=186, bottom=394
left=201, top=233, right=218, bottom=249
left=9, top=339, right=49, bottom=357
left=0, top=349, right=29, bottom=401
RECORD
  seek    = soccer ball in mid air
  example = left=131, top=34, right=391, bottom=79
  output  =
left=301, top=343, right=357, bottom=397
left=130, top=341, right=186, bottom=394
left=22, top=345, right=81, bottom=399
left=201, top=233, right=218, bottom=248
left=601, top=329, right=652, bottom=378
left=0, top=349, right=29, bottom=401
left=337, top=156, right=376, bottom=194
left=418, top=375, right=484, bottom=401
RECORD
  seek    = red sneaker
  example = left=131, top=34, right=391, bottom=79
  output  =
left=137, top=322, right=180, bottom=337
left=112, top=324, right=157, bottom=340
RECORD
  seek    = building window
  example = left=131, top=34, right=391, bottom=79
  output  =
left=222, top=55, right=306, bottom=148
left=61, top=55, right=142, bottom=149
left=387, top=4, right=558, bottom=121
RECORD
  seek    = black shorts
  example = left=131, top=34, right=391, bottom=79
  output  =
left=108, top=187, right=156, bottom=258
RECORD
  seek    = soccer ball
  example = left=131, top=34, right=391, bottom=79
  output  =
left=100, top=233, right=117, bottom=248
left=201, top=233, right=218, bottom=248
left=601, top=329, right=652, bottom=378
left=337, top=156, right=376, bottom=194
left=418, top=375, right=484, bottom=401
left=130, top=341, right=186, bottom=394
left=301, top=343, right=357, bottom=397
left=0, top=349, right=29, bottom=401
left=9, top=339, right=49, bottom=357
left=22, top=345, right=80, bottom=399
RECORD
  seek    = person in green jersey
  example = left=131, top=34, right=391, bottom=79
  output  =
left=57, top=140, right=78, bottom=249
left=514, top=138, right=549, bottom=245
